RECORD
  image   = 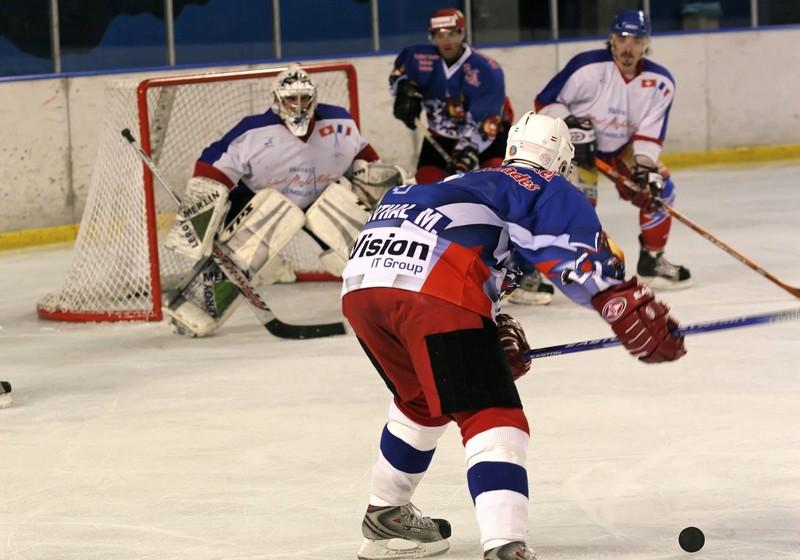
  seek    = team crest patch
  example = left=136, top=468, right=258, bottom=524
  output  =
left=509, top=145, right=518, bottom=155
left=601, top=297, right=627, bottom=322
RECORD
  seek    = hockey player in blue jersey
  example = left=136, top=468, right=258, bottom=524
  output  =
left=342, top=112, right=686, bottom=560
left=390, top=8, right=513, bottom=185
left=390, top=7, right=553, bottom=306
left=535, top=9, right=691, bottom=290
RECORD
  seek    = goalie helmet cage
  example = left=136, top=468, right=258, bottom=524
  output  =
left=36, top=62, right=360, bottom=323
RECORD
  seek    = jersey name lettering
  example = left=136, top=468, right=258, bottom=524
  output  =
left=369, top=203, right=416, bottom=221
left=413, top=208, right=444, bottom=231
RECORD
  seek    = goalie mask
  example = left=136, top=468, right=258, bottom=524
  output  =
left=503, top=112, right=575, bottom=175
left=272, top=64, right=317, bottom=136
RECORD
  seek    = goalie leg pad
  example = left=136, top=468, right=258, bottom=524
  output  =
left=163, top=258, right=241, bottom=337
left=305, top=180, right=371, bottom=274
left=257, top=254, right=297, bottom=284
left=164, top=177, right=230, bottom=262
left=217, top=188, right=305, bottom=280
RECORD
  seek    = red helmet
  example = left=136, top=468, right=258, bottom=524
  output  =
left=428, top=8, right=466, bottom=33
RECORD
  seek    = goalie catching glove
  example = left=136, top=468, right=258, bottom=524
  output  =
left=350, top=159, right=411, bottom=208
left=164, top=177, right=230, bottom=261
left=496, top=313, right=531, bottom=380
left=591, top=277, right=686, bottom=363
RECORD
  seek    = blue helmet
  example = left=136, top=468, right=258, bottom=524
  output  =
left=610, top=9, right=651, bottom=37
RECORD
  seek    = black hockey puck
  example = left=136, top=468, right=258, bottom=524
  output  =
left=679, top=526, right=705, bottom=553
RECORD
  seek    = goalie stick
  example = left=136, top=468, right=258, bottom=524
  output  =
left=525, top=307, right=800, bottom=360
left=121, top=128, right=347, bottom=340
left=595, top=158, right=800, bottom=299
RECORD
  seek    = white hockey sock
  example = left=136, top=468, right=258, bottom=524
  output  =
left=464, top=426, right=530, bottom=549
left=370, top=400, right=448, bottom=506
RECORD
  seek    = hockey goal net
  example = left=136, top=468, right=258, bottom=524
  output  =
left=37, top=62, right=359, bottom=322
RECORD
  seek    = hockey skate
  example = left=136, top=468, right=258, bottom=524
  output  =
left=484, top=541, right=537, bottom=560
left=637, top=245, right=692, bottom=290
left=508, top=270, right=554, bottom=305
left=357, top=503, right=451, bottom=559
left=0, top=381, right=12, bottom=409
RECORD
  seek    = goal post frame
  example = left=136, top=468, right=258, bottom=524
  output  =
left=37, top=62, right=360, bottom=323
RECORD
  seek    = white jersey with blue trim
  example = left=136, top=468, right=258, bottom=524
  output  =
left=535, top=49, right=675, bottom=163
left=341, top=166, right=626, bottom=319
left=196, top=103, right=371, bottom=209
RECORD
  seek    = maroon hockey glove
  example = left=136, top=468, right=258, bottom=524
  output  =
left=591, top=277, right=686, bottom=364
left=630, top=162, right=665, bottom=210
left=496, top=313, right=531, bottom=380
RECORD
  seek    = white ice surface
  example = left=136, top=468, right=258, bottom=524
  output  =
left=1, top=162, right=800, bottom=560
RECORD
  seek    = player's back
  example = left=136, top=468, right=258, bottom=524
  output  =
left=343, top=166, right=594, bottom=317
left=375, top=165, right=583, bottom=243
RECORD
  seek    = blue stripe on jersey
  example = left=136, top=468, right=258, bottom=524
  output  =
left=536, top=49, right=612, bottom=106
left=380, top=425, right=436, bottom=474
left=467, top=461, right=528, bottom=502
left=198, top=110, right=282, bottom=165
left=642, top=58, right=675, bottom=85
left=316, top=103, right=352, bottom=121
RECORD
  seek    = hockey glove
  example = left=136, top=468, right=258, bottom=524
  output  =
left=591, top=277, right=686, bottom=364
left=496, top=313, right=531, bottom=380
left=628, top=162, right=665, bottom=211
left=564, top=115, right=597, bottom=170
left=452, top=144, right=480, bottom=173
left=393, top=80, right=423, bottom=130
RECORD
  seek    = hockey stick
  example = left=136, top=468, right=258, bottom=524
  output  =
left=424, top=129, right=455, bottom=167
left=525, top=307, right=800, bottom=360
left=595, top=158, right=800, bottom=299
left=121, top=128, right=347, bottom=339
left=416, top=118, right=455, bottom=167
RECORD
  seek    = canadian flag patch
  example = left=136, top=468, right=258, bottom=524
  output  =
left=641, top=79, right=657, bottom=88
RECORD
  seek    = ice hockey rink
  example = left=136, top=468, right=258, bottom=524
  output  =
left=1, top=162, right=799, bottom=560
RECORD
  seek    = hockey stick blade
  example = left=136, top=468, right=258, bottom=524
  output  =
left=525, top=307, right=800, bottom=360
left=264, top=318, right=347, bottom=339
left=121, top=128, right=347, bottom=339
left=594, top=158, right=800, bottom=299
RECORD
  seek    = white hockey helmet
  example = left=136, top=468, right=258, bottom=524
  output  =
left=272, top=64, right=317, bottom=136
left=503, top=111, right=575, bottom=175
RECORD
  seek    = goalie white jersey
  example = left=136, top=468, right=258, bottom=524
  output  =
left=534, top=49, right=675, bottom=164
left=195, top=103, right=378, bottom=209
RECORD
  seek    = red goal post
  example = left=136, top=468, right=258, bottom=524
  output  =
left=36, top=62, right=360, bottom=323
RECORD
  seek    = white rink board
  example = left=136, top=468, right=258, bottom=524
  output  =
left=2, top=27, right=800, bottom=233
left=2, top=162, right=800, bottom=559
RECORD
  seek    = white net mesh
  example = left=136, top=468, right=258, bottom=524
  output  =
left=37, top=64, right=357, bottom=321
